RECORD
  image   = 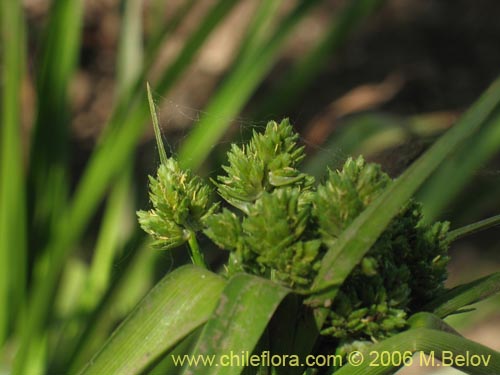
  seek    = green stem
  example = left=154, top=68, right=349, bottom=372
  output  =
left=187, top=231, right=207, bottom=269
left=447, top=213, right=500, bottom=242
left=0, top=0, right=27, bottom=346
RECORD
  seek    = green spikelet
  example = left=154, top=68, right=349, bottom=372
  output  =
left=137, top=158, right=217, bottom=250
left=215, top=119, right=313, bottom=213
left=313, top=156, right=449, bottom=345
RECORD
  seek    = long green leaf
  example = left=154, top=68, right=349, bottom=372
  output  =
left=303, top=112, right=447, bottom=178
left=144, top=0, right=196, bottom=67
left=334, top=328, right=500, bottom=375
left=66, top=232, right=148, bottom=373
left=78, top=0, right=145, bottom=310
left=418, top=106, right=500, bottom=220
left=307, top=76, right=500, bottom=317
left=13, top=1, right=83, bottom=370
left=28, top=0, right=84, bottom=247
left=79, top=265, right=226, bottom=375
left=424, top=272, right=500, bottom=318
left=80, top=169, right=132, bottom=312
left=448, top=213, right=500, bottom=242
left=14, top=1, right=239, bottom=370
left=178, top=0, right=323, bottom=170
left=231, top=0, right=281, bottom=68
left=0, top=0, right=27, bottom=346
left=407, top=311, right=461, bottom=334
left=147, top=329, right=201, bottom=375
left=184, top=274, right=291, bottom=375
left=255, top=0, right=384, bottom=118
left=268, top=295, right=319, bottom=375
left=116, top=0, right=144, bottom=99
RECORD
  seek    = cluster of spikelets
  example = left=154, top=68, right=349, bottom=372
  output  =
left=137, top=119, right=450, bottom=346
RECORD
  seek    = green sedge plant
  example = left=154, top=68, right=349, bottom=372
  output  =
left=3, top=1, right=500, bottom=374
left=2, top=1, right=388, bottom=373
left=80, top=85, right=500, bottom=375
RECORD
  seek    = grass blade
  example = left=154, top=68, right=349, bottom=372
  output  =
left=0, top=0, right=27, bottom=346
left=185, top=274, right=291, bottom=375
left=28, top=0, right=84, bottom=247
left=177, top=0, right=323, bottom=170
left=116, top=0, right=144, bottom=99
left=65, top=233, right=148, bottom=372
left=148, top=329, right=201, bottom=375
left=303, top=114, right=403, bottom=177
left=334, top=328, right=500, bottom=375
left=79, top=265, right=226, bottom=375
left=148, top=82, right=168, bottom=165
left=14, top=1, right=239, bottom=370
left=144, top=0, right=196, bottom=70
left=303, top=112, right=447, bottom=178
left=81, top=169, right=132, bottom=311
left=418, top=107, right=500, bottom=220
left=231, top=0, right=281, bottom=68
left=75, top=0, right=143, bottom=313
left=447, top=213, right=500, bottom=242
left=255, top=0, right=385, bottom=118
left=307, top=76, right=500, bottom=313
left=267, top=295, right=319, bottom=375
left=424, top=272, right=500, bottom=318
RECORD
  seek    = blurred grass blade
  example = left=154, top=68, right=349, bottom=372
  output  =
left=78, top=0, right=143, bottom=311
left=81, top=169, right=132, bottom=311
left=13, top=0, right=83, bottom=371
left=418, top=107, right=500, bottom=220
left=144, top=0, right=196, bottom=67
left=79, top=266, right=226, bottom=375
left=447, top=213, right=500, bottom=242
left=66, top=233, right=149, bottom=373
left=116, top=0, right=144, bottom=99
left=303, top=110, right=454, bottom=179
left=112, top=0, right=197, bottom=117
left=28, top=0, right=84, bottom=246
left=302, top=112, right=448, bottom=178
left=256, top=0, right=384, bottom=118
left=334, top=328, right=500, bottom=375
left=61, top=0, right=240, bottom=252
left=307, top=76, right=500, bottom=310
left=151, top=0, right=239, bottom=109
left=15, top=1, right=239, bottom=370
left=232, top=0, right=281, bottom=67
left=51, top=0, right=144, bottom=363
left=0, top=0, right=27, bottom=346
left=424, top=272, right=500, bottom=318
left=185, top=274, right=291, bottom=375
left=178, top=0, right=323, bottom=170
left=303, top=114, right=404, bottom=178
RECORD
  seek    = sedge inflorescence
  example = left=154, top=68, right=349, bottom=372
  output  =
left=137, top=119, right=450, bottom=346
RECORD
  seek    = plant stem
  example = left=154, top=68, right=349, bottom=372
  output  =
left=187, top=231, right=207, bottom=269
left=0, top=0, right=27, bottom=345
left=447, top=213, right=500, bottom=242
